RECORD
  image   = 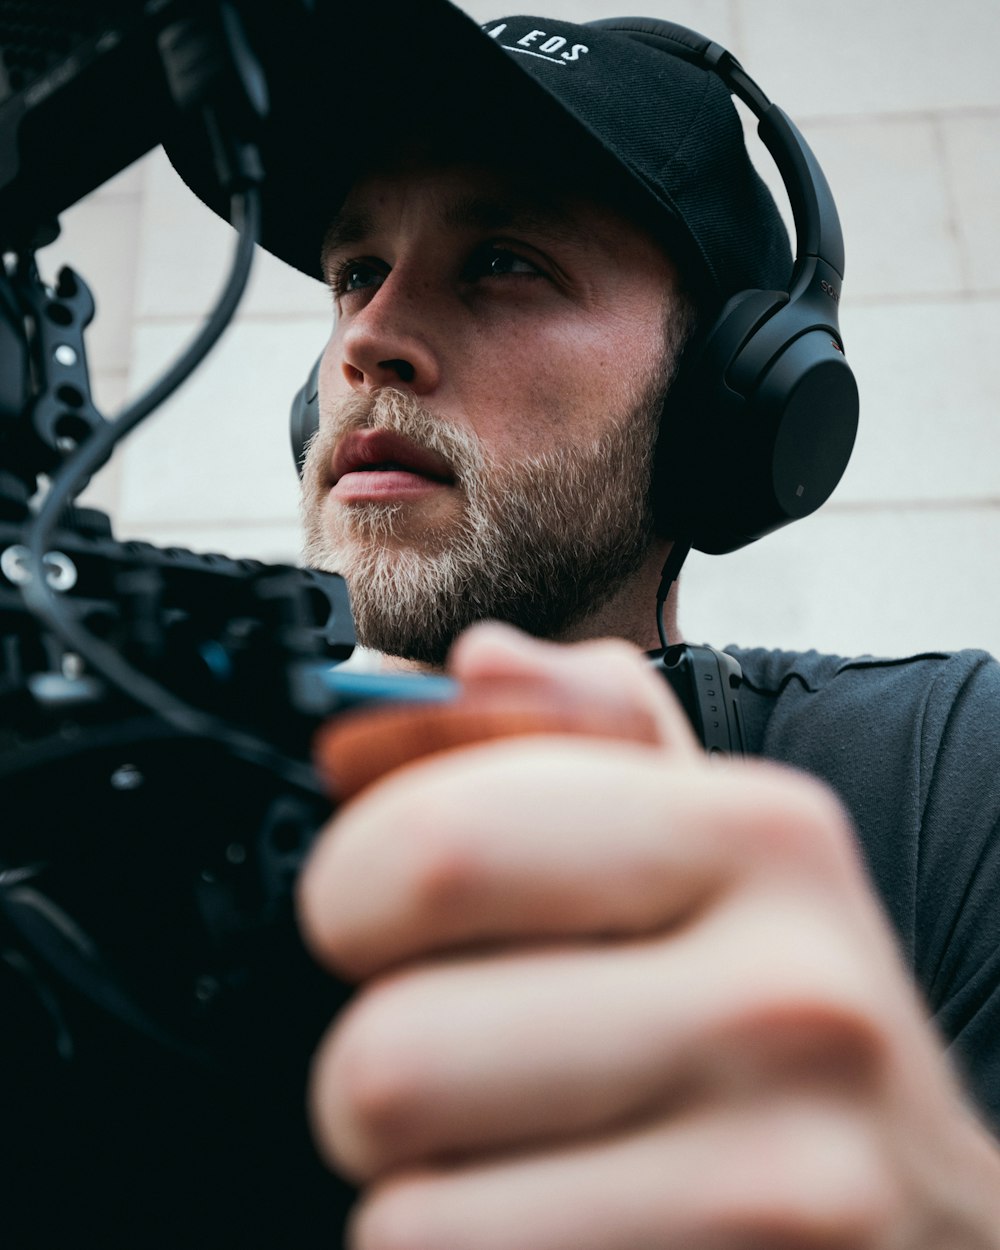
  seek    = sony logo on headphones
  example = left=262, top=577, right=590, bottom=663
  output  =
left=820, top=279, right=840, bottom=303
left=483, top=23, right=590, bottom=64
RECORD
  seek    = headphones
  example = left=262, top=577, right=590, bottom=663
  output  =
left=290, top=352, right=320, bottom=477
left=289, top=18, right=858, bottom=556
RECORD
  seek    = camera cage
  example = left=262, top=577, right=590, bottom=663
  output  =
left=0, top=1, right=742, bottom=1077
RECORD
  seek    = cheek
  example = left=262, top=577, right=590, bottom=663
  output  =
left=472, top=313, right=607, bottom=411
left=469, top=314, right=659, bottom=452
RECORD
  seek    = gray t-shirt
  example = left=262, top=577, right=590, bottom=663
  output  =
left=729, top=645, right=1000, bottom=1132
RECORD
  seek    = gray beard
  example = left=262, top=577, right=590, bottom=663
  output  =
left=300, top=383, right=664, bottom=667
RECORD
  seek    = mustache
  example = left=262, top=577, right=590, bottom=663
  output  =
left=309, top=387, right=486, bottom=487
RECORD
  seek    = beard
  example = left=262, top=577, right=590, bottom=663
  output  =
left=300, top=376, right=666, bottom=667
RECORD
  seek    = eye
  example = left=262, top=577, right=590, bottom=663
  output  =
left=465, top=243, right=543, bottom=281
left=328, top=258, right=386, bottom=298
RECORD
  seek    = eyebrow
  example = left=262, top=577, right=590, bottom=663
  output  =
left=320, top=192, right=587, bottom=272
left=442, top=194, right=586, bottom=244
left=321, top=209, right=375, bottom=266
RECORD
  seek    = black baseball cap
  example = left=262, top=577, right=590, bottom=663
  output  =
left=165, top=1, right=791, bottom=311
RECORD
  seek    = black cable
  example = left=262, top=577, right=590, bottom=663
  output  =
left=655, top=540, right=691, bottom=650
left=18, top=185, right=324, bottom=797
left=1, top=880, right=219, bottom=1069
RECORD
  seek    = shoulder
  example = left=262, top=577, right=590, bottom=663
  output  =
left=729, top=643, right=1000, bottom=703
left=724, top=644, right=1000, bottom=961
left=727, top=645, right=1000, bottom=770
left=725, top=645, right=1000, bottom=1131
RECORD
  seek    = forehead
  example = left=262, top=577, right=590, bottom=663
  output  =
left=321, top=158, right=672, bottom=268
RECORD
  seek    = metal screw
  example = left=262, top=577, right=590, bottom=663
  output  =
left=0, top=546, right=30, bottom=585
left=1, top=546, right=79, bottom=592
left=43, top=550, right=78, bottom=591
left=61, top=653, right=84, bottom=679
left=53, top=344, right=77, bottom=367
left=110, top=763, right=143, bottom=791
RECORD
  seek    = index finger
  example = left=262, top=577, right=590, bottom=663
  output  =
left=313, top=625, right=702, bottom=805
left=448, top=622, right=702, bottom=758
left=300, top=628, right=723, bottom=980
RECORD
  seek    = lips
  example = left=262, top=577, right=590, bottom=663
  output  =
left=330, top=429, right=455, bottom=487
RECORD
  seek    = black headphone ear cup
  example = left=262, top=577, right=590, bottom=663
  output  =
left=290, top=354, right=322, bottom=477
left=654, top=289, right=857, bottom=553
left=736, top=320, right=858, bottom=528
left=700, top=287, right=791, bottom=385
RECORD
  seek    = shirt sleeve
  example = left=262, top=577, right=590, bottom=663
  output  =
left=911, top=651, right=1000, bottom=1135
left=736, top=645, right=1000, bottom=1135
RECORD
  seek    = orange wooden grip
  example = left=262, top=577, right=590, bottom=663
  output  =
left=313, top=687, right=661, bottom=802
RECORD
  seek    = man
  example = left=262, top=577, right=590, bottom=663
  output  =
left=298, top=156, right=693, bottom=666
left=252, top=10, right=1000, bottom=1248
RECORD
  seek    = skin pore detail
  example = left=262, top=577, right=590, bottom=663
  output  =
left=300, top=161, right=697, bottom=667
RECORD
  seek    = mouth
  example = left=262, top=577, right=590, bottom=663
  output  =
left=331, top=429, right=455, bottom=485
left=329, top=428, right=456, bottom=502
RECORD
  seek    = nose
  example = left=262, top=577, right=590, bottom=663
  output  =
left=338, top=274, right=441, bottom=395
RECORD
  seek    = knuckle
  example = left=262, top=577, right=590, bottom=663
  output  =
left=701, top=913, right=895, bottom=1099
left=717, top=990, right=892, bottom=1097
left=572, top=637, right=679, bottom=712
left=297, top=774, right=488, bottom=978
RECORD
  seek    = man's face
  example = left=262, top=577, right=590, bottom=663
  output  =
left=300, top=161, right=689, bottom=665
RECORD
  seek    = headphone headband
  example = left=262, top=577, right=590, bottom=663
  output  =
left=588, top=19, right=845, bottom=287
left=580, top=17, right=857, bottom=552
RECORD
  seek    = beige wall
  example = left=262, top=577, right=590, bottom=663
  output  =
left=39, top=0, right=1000, bottom=659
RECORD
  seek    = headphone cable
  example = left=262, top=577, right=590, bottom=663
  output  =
left=655, top=540, right=691, bottom=650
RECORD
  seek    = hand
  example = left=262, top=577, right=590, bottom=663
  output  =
left=297, top=624, right=1000, bottom=1248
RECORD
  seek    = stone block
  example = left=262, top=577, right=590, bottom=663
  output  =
left=800, top=117, right=963, bottom=300
left=682, top=505, right=1000, bottom=660
left=941, top=115, right=1000, bottom=294
left=135, top=148, right=330, bottom=321
left=116, top=316, right=330, bottom=530
left=836, top=299, right=1000, bottom=504
left=736, top=0, right=1000, bottom=117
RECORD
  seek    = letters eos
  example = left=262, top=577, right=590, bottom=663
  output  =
left=484, top=23, right=590, bottom=62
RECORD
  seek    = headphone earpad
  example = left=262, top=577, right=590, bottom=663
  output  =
left=654, top=289, right=786, bottom=550
left=290, top=354, right=322, bottom=477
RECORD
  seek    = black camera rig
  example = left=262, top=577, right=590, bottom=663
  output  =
left=0, top=245, right=369, bottom=1071
left=0, top=0, right=413, bottom=1086
left=0, top=0, right=744, bottom=1124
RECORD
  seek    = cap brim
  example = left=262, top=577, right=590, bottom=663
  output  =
left=164, top=1, right=698, bottom=289
left=167, top=3, right=570, bottom=279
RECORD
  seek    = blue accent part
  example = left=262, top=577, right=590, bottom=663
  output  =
left=199, top=641, right=234, bottom=681
left=290, top=662, right=457, bottom=716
